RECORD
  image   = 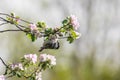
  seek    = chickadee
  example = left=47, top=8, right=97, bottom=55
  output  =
left=39, top=35, right=60, bottom=52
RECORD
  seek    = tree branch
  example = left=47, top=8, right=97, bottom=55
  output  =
left=0, top=22, right=8, bottom=26
left=0, top=13, right=33, bottom=24
left=0, top=57, right=8, bottom=68
left=0, top=29, right=22, bottom=33
left=0, top=17, right=10, bottom=23
left=0, top=16, right=29, bottom=33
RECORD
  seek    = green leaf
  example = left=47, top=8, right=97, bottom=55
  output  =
left=16, top=71, right=22, bottom=78
left=41, top=63, right=47, bottom=70
left=37, top=21, right=46, bottom=28
left=67, top=36, right=74, bottom=43
left=45, top=28, right=53, bottom=35
left=60, top=28, right=66, bottom=33
left=62, top=19, right=69, bottom=26
left=31, top=35, right=36, bottom=42
left=6, top=16, right=11, bottom=21
left=6, top=16, right=14, bottom=24
left=10, top=12, right=15, bottom=17
left=69, top=25, right=74, bottom=30
left=71, top=31, right=77, bottom=39
left=27, top=33, right=36, bottom=42
left=28, top=76, right=36, bottom=80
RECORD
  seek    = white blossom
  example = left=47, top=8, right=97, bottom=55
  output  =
left=0, top=75, right=5, bottom=80
left=10, top=63, right=24, bottom=70
left=40, top=54, right=56, bottom=65
left=70, top=15, right=80, bottom=30
left=24, top=54, right=37, bottom=63
left=29, top=24, right=37, bottom=31
left=36, top=72, right=42, bottom=80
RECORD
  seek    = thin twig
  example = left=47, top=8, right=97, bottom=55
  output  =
left=0, top=16, right=28, bottom=33
left=15, top=24, right=28, bottom=33
left=0, top=22, right=8, bottom=26
left=0, top=29, right=22, bottom=33
left=0, top=13, right=33, bottom=24
left=0, top=57, right=8, bottom=68
left=18, top=24, right=27, bottom=28
left=0, top=17, right=9, bottom=23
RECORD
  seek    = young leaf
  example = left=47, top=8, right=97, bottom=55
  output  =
left=67, top=36, right=74, bottom=43
left=27, top=33, right=36, bottom=42
left=62, top=19, right=67, bottom=25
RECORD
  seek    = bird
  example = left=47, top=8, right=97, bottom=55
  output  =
left=39, top=35, right=60, bottom=52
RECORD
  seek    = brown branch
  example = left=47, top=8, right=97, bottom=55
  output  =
left=0, top=29, right=22, bottom=33
left=15, top=25, right=25, bottom=31
left=0, top=57, right=8, bottom=68
left=0, top=16, right=28, bottom=33
left=18, top=24, right=28, bottom=28
left=0, top=22, right=8, bottom=26
left=0, top=13, right=33, bottom=24
left=0, top=17, right=10, bottom=23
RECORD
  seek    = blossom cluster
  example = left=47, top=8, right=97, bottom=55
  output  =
left=26, top=15, right=81, bottom=44
left=0, top=53, right=56, bottom=80
left=29, top=24, right=42, bottom=38
left=23, top=53, right=56, bottom=66
left=70, top=15, right=81, bottom=39
left=40, top=54, right=56, bottom=65
left=61, top=15, right=81, bottom=43
left=70, top=15, right=80, bottom=30
left=10, top=63, right=24, bottom=70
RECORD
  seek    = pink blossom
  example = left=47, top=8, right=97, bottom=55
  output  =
left=24, top=54, right=37, bottom=63
left=0, top=75, right=5, bottom=80
left=10, top=63, right=24, bottom=70
left=29, top=24, right=37, bottom=31
left=70, top=15, right=80, bottom=30
left=39, top=54, right=47, bottom=62
left=39, top=54, right=56, bottom=65
left=15, top=18, right=20, bottom=23
left=29, top=24, right=42, bottom=38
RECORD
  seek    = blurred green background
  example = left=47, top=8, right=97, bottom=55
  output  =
left=0, top=0, right=120, bottom=80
